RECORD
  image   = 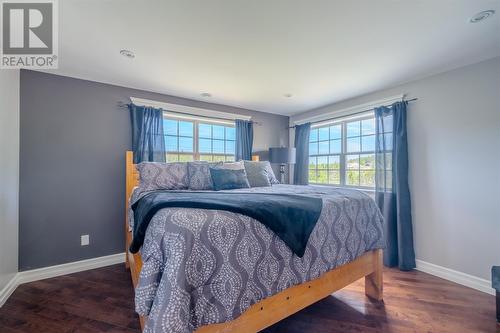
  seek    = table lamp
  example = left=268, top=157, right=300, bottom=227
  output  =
left=269, top=147, right=296, bottom=184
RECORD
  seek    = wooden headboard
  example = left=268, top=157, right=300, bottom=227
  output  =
left=124, top=151, right=146, bottom=328
left=125, top=150, right=139, bottom=261
left=125, top=151, right=139, bottom=204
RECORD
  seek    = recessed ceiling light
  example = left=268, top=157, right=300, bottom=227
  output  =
left=469, top=10, right=495, bottom=23
left=284, top=93, right=293, bottom=98
left=120, top=49, right=135, bottom=59
left=200, top=92, right=212, bottom=97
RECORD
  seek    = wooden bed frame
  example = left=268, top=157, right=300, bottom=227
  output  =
left=124, top=151, right=383, bottom=332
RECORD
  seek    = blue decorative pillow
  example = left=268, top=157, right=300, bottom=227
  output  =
left=209, top=168, right=251, bottom=191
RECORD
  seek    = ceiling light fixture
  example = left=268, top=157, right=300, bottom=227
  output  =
left=200, top=92, right=212, bottom=97
left=120, top=49, right=135, bottom=59
left=284, top=93, right=293, bottom=98
left=469, top=10, right=495, bottom=23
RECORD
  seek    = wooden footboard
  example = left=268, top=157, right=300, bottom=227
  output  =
left=125, top=151, right=383, bottom=332
left=196, top=249, right=382, bottom=333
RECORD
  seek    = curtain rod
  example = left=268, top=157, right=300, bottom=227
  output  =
left=288, top=98, right=418, bottom=129
left=118, top=102, right=262, bottom=125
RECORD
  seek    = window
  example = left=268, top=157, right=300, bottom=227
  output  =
left=164, top=115, right=235, bottom=162
left=308, top=113, right=388, bottom=189
left=198, top=123, right=236, bottom=162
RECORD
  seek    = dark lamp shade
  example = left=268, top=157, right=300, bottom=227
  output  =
left=269, top=147, right=296, bottom=164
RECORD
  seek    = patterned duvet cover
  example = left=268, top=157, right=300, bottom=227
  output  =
left=131, top=185, right=385, bottom=332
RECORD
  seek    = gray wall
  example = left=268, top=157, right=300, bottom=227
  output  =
left=291, top=57, right=500, bottom=281
left=0, top=70, right=20, bottom=291
left=19, top=70, right=289, bottom=270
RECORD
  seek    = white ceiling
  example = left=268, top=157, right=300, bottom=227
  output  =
left=41, top=0, right=500, bottom=115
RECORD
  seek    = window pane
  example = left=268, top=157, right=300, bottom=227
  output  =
left=346, top=154, right=359, bottom=170
left=167, top=154, right=179, bottom=162
left=360, top=170, right=375, bottom=187
left=318, top=127, right=329, bottom=141
left=178, top=154, right=194, bottom=162
left=199, top=138, right=212, bottom=153
left=225, top=155, right=235, bottom=162
left=310, top=128, right=318, bottom=142
left=179, top=121, right=193, bottom=137
left=318, top=141, right=329, bottom=154
left=328, top=155, right=340, bottom=169
left=317, top=156, right=328, bottom=168
left=346, top=170, right=360, bottom=186
left=330, top=139, right=341, bottom=154
left=213, top=125, right=225, bottom=139
left=362, top=118, right=375, bottom=135
left=309, top=169, right=317, bottom=183
left=226, top=140, right=235, bottom=154
left=179, top=137, right=193, bottom=152
left=213, top=140, right=224, bottom=154
left=386, top=170, right=393, bottom=189
left=199, top=154, right=213, bottom=162
left=347, top=121, right=360, bottom=137
left=213, top=155, right=225, bottom=162
left=360, top=154, right=375, bottom=169
left=166, top=135, right=178, bottom=151
left=199, top=124, right=212, bottom=138
left=383, top=133, right=393, bottom=150
left=309, top=142, right=318, bottom=155
left=329, top=125, right=341, bottom=140
left=308, top=156, right=317, bottom=170
left=164, top=119, right=177, bottom=136
left=225, top=127, right=235, bottom=141
left=347, top=137, right=361, bottom=152
left=384, top=152, right=393, bottom=170
left=381, top=115, right=393, bottom=133
left=328, top=171, right=340, bottom=185
left=317, top=170, right=327, bottom=183
left=361, top=135, right=375, bottom=152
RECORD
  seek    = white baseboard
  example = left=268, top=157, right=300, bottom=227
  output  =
left=415, top=259, right=495, bottom=296
left=0, top=252, right=125, bottom=307
left=16, top=252, right=125, bottom=285
left=0, top=274, right=20, bottom=308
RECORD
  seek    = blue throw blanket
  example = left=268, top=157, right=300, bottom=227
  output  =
left=131, top=190, right=323, bottom=257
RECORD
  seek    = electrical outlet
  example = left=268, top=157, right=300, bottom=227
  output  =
left=81, top=234, right=89, bottom=246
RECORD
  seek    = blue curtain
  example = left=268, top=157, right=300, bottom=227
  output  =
left=129, top=104, right=166, bottom=163
left=235, top=119, right=253, bottom=161
left=375, top=101, right=415, bottom=270
left=293, top=123, right=311, bottom=185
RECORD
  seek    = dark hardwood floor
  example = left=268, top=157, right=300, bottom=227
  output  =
left=0, top=264, right=497, bottom=332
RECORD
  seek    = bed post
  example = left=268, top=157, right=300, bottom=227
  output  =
left=125, top=151, right=146, bottom=329
left=125, top=151, right=134, bottom=270
left=365, top=249, right=383, bottom=300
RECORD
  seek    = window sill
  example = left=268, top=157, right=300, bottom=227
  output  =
left=309, top=183, right=376, bottom=194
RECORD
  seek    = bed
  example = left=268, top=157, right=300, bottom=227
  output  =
left=124, top=151, right=384, bottom=332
